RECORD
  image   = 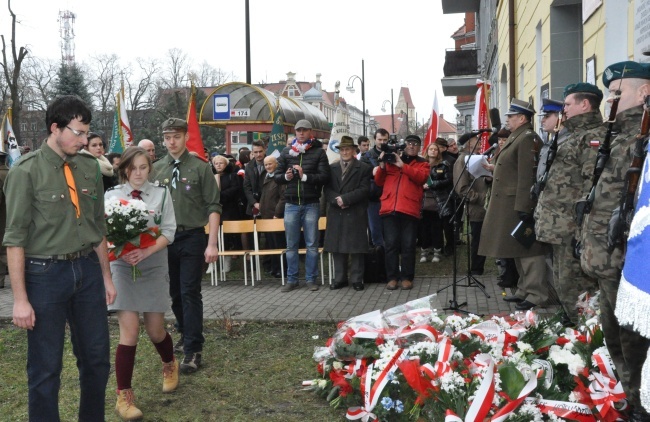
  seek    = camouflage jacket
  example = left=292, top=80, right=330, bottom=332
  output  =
left=580, top=105, right=644, bottom=279
left=534, top=111, right=604, bottom=244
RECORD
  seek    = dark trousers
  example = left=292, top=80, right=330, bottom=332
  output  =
left=332, top=252, right=364, bottom=285
left=25, top=252, right=110, bottom=421
left=168, top=230, right=207, bottom=355
left=469, top=221, right=486, bottom=272
left=418, top=210, right=444, bottom=250
left=382, top=213, right=419, bottom=282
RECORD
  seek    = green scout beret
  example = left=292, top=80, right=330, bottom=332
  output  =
left=602, top=61, right=650, bottom=89
left=161, top=117, right=188, bottom=133
left=563, top=82, right=603, bottom=102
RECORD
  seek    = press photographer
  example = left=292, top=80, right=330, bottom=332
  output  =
left=375, top=134, right=430, bottom=291
left=378, top=134, right=406, bottom=164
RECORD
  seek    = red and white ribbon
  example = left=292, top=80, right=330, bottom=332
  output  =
left=534, top=398, right=596, bottom=422
left=490, top=368, right=538, bottom=422
left=421, top=337, right=454, bottom=379
left=346, top=348, right=406, bottom=421
left=465, top=353, right=495, bottom=422
left=444, top=409, right=463, bottom=422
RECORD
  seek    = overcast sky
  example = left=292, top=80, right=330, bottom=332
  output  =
left=5, top=0, right=464, bottom=125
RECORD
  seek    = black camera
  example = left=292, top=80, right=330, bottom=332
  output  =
left=379, top=134, right=406, bottom=163
left=291, top=167, right=300, bottom=178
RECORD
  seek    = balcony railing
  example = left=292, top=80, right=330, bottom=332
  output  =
left=443, top=49, right=479, bottom=77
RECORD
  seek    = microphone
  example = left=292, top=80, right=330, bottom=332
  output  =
left=483, top=143, right=498, bottom=155
left=472, top=127, right=499, bottom=134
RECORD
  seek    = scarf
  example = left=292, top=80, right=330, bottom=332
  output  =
left=79, top=148, right=114, bottom=177
left=288, top=138, right=314, bottom=157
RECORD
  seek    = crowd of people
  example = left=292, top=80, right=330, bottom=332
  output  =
left=4, top=58, right=650, bottom=421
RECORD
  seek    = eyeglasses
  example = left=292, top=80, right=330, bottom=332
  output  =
left=66, top=126, right=90, bottom=138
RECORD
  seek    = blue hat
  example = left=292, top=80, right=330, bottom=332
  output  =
left=505, top=98, right=536, bottom=117
left=538, top=98, right=563, bottom=115
left=602, top=61, right=650, bottom=89
left=563, top=82, right=603, bottom=102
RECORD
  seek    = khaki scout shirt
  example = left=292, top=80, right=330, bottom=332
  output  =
left=2, top=142, right=106, bottom=255
left=152, top=149, right=221, bottom=228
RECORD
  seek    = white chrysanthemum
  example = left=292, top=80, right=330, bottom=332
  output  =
left=439, top=371, right=465, bottom=393
left=517, top=342, right=533, bottom=354
left=125, top=224, right=134, bottom=230
left=511, top=402, right=543, bottom=421
left=332, top=361, right=343, bottom=371
left=548, top=345, right=585, bottom=376
left=408, top=341, right=438, bottom=356
left=445, top=315, right=468, bottom=331
left=568, top=391, right=581, bottom=402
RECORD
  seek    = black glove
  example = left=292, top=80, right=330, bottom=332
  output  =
left=518, top=211, right=534, bottom=223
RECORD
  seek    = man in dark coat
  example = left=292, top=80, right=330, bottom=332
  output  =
left=324, top=136, right=372, bottom=291
left=243, top=140, right=266, bottom=217
left=478, top=99, right=552, bottom=310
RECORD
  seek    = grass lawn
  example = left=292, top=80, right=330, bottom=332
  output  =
left=0, top=319, right=345, bottom=421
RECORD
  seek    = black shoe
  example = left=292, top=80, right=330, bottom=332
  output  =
left=173, top=335, right=184, bottom=354
left=180, top=352, right=202, bottom=374
left=272, top=271, right=283, bottom=278
left=329, top=281, right=349, bottom=290
left=503, top=295, right=524, bottom=303
left=352, top=282, right=364, bottom=291
left=515, top=300, right=536, bottom=311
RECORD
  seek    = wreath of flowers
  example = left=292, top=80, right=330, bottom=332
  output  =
left=288, top=138, right=314, bottom=157
left=304, top=293, right=627, bottom=421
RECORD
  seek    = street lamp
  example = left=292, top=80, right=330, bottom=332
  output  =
left=381, top=88, right=395, bottom=133
left=346, top=59, right=366, bottom=137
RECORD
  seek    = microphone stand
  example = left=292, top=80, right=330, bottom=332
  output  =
left=437, top=138, right=490, bottom=316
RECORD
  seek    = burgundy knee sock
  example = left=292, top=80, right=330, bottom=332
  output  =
left=153, top=332, right=174, bottom=363
left=115, top=344, right=137, bottom=391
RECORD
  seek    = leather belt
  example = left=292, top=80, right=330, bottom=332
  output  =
left=26, top=246, right=94, bottom=261
left=176, top=226, right=204, bottom=233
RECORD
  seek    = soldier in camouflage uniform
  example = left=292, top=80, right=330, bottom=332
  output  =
left=579, top=61, right=650, bottom=421
left=534, top=84, right=603, bottom=325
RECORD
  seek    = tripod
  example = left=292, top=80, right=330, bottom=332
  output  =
left=437, top=148, right=490, bottom=315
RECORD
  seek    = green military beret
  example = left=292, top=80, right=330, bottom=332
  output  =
left=602, top=60, right=650, bottom=89
left=563, top=82, right=603, bottom=102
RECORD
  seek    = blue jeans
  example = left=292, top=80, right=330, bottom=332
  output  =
left=25, top=252, right=110, bottom=422
left=168, top=230, right=206, bottom=354
left=382, top=213, right=419, bottom=282
left=284, top=203, right=320, bottom=284
left=367, top=201, right=384, bottom=247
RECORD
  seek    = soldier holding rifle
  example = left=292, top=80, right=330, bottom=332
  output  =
left=534, top=84, right=604, bottom=326
left=578, top=61, right=650, bottom=422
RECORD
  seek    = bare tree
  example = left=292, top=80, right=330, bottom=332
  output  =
left=0, top=0, right=28, bottom=140
left=125, top=57, right=159, bottom=112
left=87, top=54, right=121, bottom=114
left=191, top=60, right=235, bottom=87
left=21, top=56, right=57, bottom=111
left=161, top=48, right=191, bottom=89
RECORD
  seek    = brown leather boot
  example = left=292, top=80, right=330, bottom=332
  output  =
left=163, top=358, right=179, bottom=393
left=115, top=388, right=143, bottom=421
left=401, top=280, right=413, bottom=290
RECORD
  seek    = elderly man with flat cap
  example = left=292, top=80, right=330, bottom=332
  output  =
left=534, top=83, right=604, bottom=327
left=275, top=119, right=330, bottom=292
left=152, top=117, right=221, bottom=374
left=579, top=61, right=650, bottom=421
left=479, top=99, right=554, bottom=311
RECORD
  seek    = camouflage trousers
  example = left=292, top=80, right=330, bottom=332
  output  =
left=551, top=242, right=597, bottom=324
left=598, top=276, right=650, bottom=409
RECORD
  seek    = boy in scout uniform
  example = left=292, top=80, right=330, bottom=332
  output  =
left=3, top=95, right=116, bottom=421
left=153, top=117, right=221, bottom=374
left=579, top=61, right=650, bottom=421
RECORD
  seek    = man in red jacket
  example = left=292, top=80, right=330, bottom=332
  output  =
left=375, top=134, right=430, bottom=290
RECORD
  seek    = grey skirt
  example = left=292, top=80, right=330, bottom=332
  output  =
left=108, top=248, right=171, bottom=313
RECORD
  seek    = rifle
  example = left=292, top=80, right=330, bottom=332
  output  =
left=575, top=89, right=622, bottom=226
left=531, top=110, right=564, bottom=201
left=608, top=95, right=650, bottom=254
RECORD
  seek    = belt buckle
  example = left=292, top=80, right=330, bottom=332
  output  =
left=65, top=252, right=78, bottom=260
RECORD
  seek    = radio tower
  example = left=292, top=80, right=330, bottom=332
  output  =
left=58, top=10, right=76, bottom=67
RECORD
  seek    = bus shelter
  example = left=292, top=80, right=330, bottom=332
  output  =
left=199, top=82, right=330, bottom=152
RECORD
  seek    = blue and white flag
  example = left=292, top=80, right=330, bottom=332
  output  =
left=616, top=138, right=650, bottom=410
